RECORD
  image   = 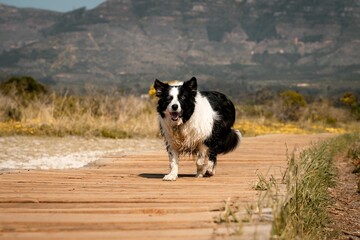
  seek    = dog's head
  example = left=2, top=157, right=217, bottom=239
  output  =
left=154, top=77, right=198, bottom=125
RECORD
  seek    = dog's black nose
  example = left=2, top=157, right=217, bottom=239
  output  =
left=171, top=104, right=178, bottom=111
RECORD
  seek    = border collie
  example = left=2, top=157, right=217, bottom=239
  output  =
left=154, top=77, right=241, bottom=181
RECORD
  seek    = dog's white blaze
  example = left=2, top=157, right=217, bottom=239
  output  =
left=168, top=87, right=181, bottom=113
left=168, top=81, right=183, bottom=87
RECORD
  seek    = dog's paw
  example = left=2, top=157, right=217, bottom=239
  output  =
left=196, top=167, right=206, bottom=178
left=204, top=170, right=215, bottom=177
left=163, top=173, right=178, bottom=181
left=205, top=161, right=216, bottom=177
left=196, top=173, right=204, bottom=178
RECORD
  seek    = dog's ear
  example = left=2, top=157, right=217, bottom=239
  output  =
left=154, top=79, right=167, bottom=97
left=184, top=77, right=197, bottom=92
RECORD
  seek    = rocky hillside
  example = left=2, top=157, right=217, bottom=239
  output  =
left=0, top=0, right=359, bottom=94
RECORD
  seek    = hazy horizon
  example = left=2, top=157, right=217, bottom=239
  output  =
left=0, top=0, right=104, bottom=12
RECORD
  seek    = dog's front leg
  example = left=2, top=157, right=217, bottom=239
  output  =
left=163, top=149, right=179, bottom=181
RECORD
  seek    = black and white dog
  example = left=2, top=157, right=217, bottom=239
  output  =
left=154, top=77, right=241, bottom=181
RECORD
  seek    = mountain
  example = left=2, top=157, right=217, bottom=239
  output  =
left=0, top=0, right=359, bottom=95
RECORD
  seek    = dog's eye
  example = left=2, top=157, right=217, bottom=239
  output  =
left=166, top=96, right=173, bottom=101
left=179, top=95, right=186, bottom=101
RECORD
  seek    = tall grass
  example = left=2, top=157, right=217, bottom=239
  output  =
left=0, top=90, right=159, bottom=138
left=271, top=134, right=359, bottom=239
left=216, top=134, right=359, bottom=239
left=235, top=101, right=358, bottom=136
left=0, top=76, right=359, bottom=138
left=1, top=91, right=357, bottom=138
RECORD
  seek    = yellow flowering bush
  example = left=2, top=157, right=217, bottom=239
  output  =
left=0, top=121, right=36, bottom=136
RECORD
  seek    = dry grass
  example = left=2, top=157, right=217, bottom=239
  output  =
left=1, top=93, right=359, bottom=138
left=216, top=134, right=360, bottom=239
left=346, top=138, right=360, bottom=192
left=1, top=77, right=359, bottom=138
left=0, top=92, right=159, bottom=138
left=270, top=134, right=359, bottom=239
left=235, top=100, right=359, bottom=136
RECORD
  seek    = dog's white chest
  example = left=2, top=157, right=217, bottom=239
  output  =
left=160, top=93, right=217, bottom=154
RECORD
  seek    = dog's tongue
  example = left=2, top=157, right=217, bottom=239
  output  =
left=170, top=112, right=180, bottom=121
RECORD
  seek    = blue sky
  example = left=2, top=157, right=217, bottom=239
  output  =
left=0, top=0, right=104, bottom=12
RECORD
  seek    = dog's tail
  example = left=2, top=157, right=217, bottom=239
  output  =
left=222, top=129, right=242, bottom=154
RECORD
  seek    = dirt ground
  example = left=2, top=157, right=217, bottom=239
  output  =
left=0, top=134, right=343, bottom=240
left=328, top=155, right=360, bottom=240
left=0, top=136, right=162, bottom=170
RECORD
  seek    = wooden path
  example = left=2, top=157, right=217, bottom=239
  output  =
left=0, top=134, right=332, bottom=240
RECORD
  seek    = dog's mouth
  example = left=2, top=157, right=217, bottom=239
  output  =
left=170, top=112, right=181, bottom=121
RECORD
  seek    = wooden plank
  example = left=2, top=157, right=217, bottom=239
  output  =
left=0, top=134, right=333, bottom=239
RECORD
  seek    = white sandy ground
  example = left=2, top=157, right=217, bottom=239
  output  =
left=0, top=136, right=163, bottom=170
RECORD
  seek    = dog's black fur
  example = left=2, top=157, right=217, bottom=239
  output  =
left=154, top=77, right=241, bottom=180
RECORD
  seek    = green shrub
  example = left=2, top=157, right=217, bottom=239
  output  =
left=340, top=92, right=357, bottom=106
left=340, top=92, right=360, bottom=120
left=0, top=76, right=50, bottom=105
left=278, top=90, right=307, bottom=122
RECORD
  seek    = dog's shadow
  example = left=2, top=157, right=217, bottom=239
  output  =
left=139, top=173, right=196, bottom=179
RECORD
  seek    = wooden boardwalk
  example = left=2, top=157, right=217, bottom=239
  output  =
left=0, top=134, right=332, bottom=240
